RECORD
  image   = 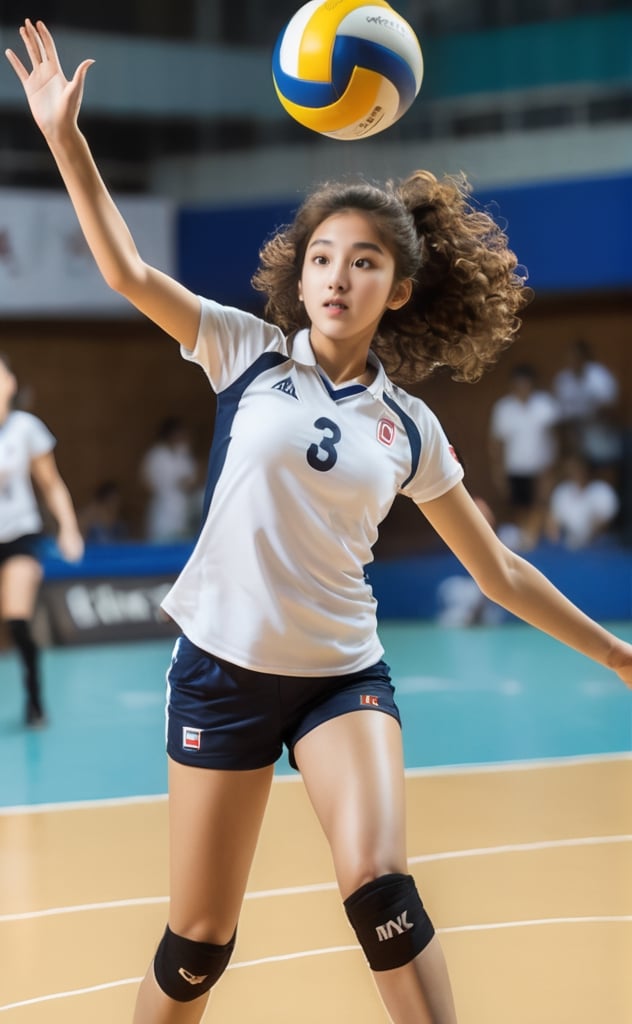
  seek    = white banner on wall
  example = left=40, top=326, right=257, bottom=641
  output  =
left=0, top=188, right=175, bottom=316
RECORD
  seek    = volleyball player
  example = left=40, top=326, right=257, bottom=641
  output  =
left=7, top=21, right=632, bottom=1023
left=0, top=352, right=84, bottom=726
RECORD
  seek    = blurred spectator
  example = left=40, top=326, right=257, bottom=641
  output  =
left=78, top=480, right=128, bottom=544
left=546, top=454, right=620, bottom=550
left=489, top=364, right=560, bottom=551
left=552, top=339, right=622, bottom=477
left=140, top=417, right=200, bottom=542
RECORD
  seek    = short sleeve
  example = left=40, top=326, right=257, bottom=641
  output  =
left=398, top=397, right=464, bottom=505
left=23, top=413, right=55, bottom=458
left=180, top=298, right=288, bottom=393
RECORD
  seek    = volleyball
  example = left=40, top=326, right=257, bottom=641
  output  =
left=272, top=0, right=424, bottom=141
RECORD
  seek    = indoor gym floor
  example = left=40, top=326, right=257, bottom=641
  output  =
left=0, top=621, right=631, bottom=1023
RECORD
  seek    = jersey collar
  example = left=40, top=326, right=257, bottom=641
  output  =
left=290, top=328, right=387, bottom=398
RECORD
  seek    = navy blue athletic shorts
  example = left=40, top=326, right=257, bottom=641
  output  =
left=165, top=635, right=401, bottom=771
left=0, top=533, right=43, bottom=567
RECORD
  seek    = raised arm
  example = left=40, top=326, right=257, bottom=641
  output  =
left=418, top=481, right=632, bottom=688
left=5, top=19, right=200, bottom=349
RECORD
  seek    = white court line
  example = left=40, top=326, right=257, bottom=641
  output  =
left=1, top=751, right=630, bottom=815
left=1, top=834, right=630, bottom=924
left=2, top=919, right=632, bottom=1013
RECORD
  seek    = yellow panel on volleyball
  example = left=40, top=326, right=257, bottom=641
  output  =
left=274, top=65, right=383, bottom=132
left=298, top=0, right=394, bottom=80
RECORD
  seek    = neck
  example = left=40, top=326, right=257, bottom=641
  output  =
left=309, top=332, right=374, bottom=386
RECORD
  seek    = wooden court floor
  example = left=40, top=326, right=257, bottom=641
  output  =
left=1, top=623, right=631, bottom=1021
left=1, top=756, right=631, bottom=1023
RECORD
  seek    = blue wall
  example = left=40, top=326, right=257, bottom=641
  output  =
left=42, top=541, right=632, bottom=623
left=177, top=173, right=632, bottom=305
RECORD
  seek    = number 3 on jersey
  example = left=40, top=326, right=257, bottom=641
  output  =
left=307, top=417, right=341, bottom=472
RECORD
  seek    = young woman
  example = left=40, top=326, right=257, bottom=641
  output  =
left=0, top=352, right=84, bottom=725
left=7, top=20, right=631, bottom=1024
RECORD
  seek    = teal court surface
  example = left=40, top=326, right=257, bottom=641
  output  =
left=1, top=622, right=631, bottom=807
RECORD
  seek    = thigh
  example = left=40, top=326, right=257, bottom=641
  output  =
left=294, top=710, right=407, bottom=898
left=0, top=555, right=43, bottom=618
left=167, top=757, right=274, bottom=943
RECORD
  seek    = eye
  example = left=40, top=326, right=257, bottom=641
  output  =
left=354, top=257, right=372, bottom=269
left=312, top=254, right=329, bottom=266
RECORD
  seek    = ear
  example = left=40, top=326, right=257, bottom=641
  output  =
left=297, top=280, right=303, bottom=302
left=386, top=278, right=413, bottom=311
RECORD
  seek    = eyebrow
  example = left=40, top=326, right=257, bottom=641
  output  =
left=307, top=238, right=385, bottom=254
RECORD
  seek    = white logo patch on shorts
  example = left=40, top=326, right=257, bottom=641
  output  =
left=182, top=727, right=202, bottom=751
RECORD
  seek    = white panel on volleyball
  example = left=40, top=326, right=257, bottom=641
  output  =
left=339, top=7, right=424, bottom=90
left=278, top=1, right=323, bottom=77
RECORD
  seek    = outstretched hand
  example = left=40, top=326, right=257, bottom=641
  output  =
left=609, top=639, right=632, bottom=690
left=5, top=19, right=93, bottom=141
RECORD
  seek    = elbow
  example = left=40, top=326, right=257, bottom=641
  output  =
left=101, top=254, right=147, bottom=298
left=475, top=549, right=521, bottom=607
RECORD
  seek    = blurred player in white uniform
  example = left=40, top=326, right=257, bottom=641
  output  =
left=0, top=353, right=83, bottom=725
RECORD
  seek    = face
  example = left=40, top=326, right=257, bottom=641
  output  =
left=299, top=210, right=411, bottom=354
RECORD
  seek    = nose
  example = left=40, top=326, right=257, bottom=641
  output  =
left=328, top=264, right=348, bottom=292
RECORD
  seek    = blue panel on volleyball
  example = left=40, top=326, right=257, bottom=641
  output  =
left=272, top=34, right=418, bottom=115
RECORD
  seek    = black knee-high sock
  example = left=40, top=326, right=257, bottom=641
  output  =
left=6, top=619, right=43, bottom=716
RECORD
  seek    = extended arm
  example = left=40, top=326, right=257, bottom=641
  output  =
left=418, top=481, right=632, bottom=687
left=31, top=451, right=84, bottom=562
left=5, top=19, right=200, bottom=348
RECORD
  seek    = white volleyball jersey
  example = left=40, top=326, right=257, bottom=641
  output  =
left=0, top=411, right=55, bottom=542
left=161, top=299, right=463, bottom=675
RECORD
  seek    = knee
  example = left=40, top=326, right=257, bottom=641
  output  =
left=153, top=924, right=237, bottom=1002
left=344, top=873, right=435, bottom=972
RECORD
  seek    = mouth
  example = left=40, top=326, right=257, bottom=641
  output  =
left=324, top=301, right=348, bottom=312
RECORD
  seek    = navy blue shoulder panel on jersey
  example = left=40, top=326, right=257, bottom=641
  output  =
left=200, top=351, right=289, bottom=524
left=381, top=392, right=422, bottom=489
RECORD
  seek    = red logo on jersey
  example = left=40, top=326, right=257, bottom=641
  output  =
left=360, top=694, right=380, bottom=706
left=377, top=418, right=396, bottom=446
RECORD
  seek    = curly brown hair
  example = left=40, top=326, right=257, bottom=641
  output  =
left=251, top=170, right=531, bottom=385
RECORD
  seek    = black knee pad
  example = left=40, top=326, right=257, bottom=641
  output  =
left=344, top=873, right=435, bottom=972
left=153, top=925, right=236, bottom=1002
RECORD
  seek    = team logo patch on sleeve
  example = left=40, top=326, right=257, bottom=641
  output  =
left=360, top=694, right=380, bottom=706
left=377, top=418, right=396, bottom=446
left=182, top=727, right=202, bottom=751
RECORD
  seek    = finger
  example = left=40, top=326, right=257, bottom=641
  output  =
left=19, top=19, right=45, bottom=68
left=4, top=48, right=30, bottom=83
left=35, top=19, right=62, bottom=67
left=72, top=58, right=95, bottom=87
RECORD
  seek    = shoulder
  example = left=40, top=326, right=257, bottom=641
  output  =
left=533, top=391, right=559, bottom=413
left=14, top=411, right=55, bottom=447
left=7, top=410, right=46, bottom=433
left=198, top=297, right=285, bottom=346
left=383, top=382, right=441, bottom=431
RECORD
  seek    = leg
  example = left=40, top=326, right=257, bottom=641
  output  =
left=0, top=555, right=45, bottom=724
left=133, top=756, right=274, bottom=1024
left=294, top=711, right=457, bottom=1024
